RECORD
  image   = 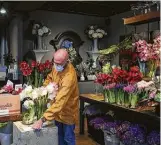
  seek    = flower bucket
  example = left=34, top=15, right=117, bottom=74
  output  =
left=129, top=94, right=138, bottom=108
left=104, top=130, right=120, bottom=145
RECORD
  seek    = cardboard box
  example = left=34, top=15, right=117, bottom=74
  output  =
left=13, top=121, right=58, bottom=145
left=0, top=94, right=20, bottom=116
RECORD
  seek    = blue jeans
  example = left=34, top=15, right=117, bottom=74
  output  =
left=55, top=121, right=75, bottom=145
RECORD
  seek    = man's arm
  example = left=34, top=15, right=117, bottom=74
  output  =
left=43, top=74, right=74, bottom=121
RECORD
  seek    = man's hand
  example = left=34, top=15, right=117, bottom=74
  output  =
left=32, top=119, right=43, bottom=130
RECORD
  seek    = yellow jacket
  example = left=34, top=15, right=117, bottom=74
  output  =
left=43, top=62, right=79, bottom=125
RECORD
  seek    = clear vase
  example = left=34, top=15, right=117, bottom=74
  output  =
left=138, top=59, right=146, bottom=77
left=108, top=90, right=116, bottom=104
left=103, top=89, right=108, bottom=102
left=22, top=106, right=35, bottom=125
left=124, top=93, right=130, bottom=108
left=129, top=94, right=138, bottom=108
left=146, top=60, right=157, bottom=79
left=115, top=89, right=124, bottom=105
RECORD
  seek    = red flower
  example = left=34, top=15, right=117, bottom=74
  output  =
left=38, top=63, right=45, bottom=72
left=19, top=61, right=29, bottom=70
left=31, top=61, right=37, bottom=68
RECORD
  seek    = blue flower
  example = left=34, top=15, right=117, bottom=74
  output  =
left=61, top=40, right=73, bottom=48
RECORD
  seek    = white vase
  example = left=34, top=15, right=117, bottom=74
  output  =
left=37, top=36, right=43, bottom=50
left=80, top=73, right=85, bottom=81
left=93, top=38, right=98, bottom=52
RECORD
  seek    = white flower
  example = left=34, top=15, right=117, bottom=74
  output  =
left=88, top=30, right=94, bottom=35
left=46, top=83, right=54, bottom=94
left=96, top=29, right=101, bottom=33
left=90, top=26, right=94, bottom=29
left=92, top=33, right=98, bottom=39
left=41, top=87, right=48, bottom=96
left=98, top=33, right=103, bottom=38
left=42, top=26, right=49, bottom=33
left=104, top=32, right=107, bottom=35
left=24, top=85, right=33, bottom=98
left=38, top=29, right=44, bottom=36
left=112, top=65, right=116, bottom=69
left=31, top=88, right=39, bottom=100
left=100, top=29, right=105, bottom=34
left=32, top=29, right=37, bottom=35
left=23, top=100, right=34, bottom=110
left=19, top=91, right=26, bottom=101
left=33, top=24, right=40, bottom=29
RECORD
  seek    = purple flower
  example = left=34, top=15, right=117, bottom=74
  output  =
left=123, top=85, right=137, bottom=94
left=115, top=84, right=126, bottom=90
left=147, top=131, right=160, bottom=145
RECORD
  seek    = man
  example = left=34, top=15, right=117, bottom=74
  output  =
left=32, top=49, right=79, bottom=145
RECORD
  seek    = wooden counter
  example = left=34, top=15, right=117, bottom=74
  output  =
left=79, top=94, right=160, bottom=134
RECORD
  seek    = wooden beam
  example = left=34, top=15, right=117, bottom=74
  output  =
left=123, top=11, right=160, bottom=25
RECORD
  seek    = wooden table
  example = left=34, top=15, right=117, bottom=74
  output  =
left=79, top=94, right=160, bottom=135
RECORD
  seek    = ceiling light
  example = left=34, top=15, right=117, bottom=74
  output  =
left=0, top=7, right=6, bottom=14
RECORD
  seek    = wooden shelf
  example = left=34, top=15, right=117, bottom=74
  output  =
left=0, top=114, right=21, bottom=122
left=123, top=11, right=160, bottom=25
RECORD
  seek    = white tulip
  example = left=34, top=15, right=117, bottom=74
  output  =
left=41, top=88, right=48, bottom=96
left=32, top=88, right=39, bottom=100
left=46, top=83, right=54, bottom=94
left=42, top=26, right=49, bottom=33
left=19, top=91, right=26, bottom=101
left=24, top=100, right=34, bottom=110
left=92, top=33, right=98, bottom=39
left=98, top=33, right=103, bottom=38
left=32, top=29, right=37, bottom=35
left=33, top=24, right=40, bottom=29
left=38, top=29, right=44, bottom=36
left=88, top=30, right=94, bottom=35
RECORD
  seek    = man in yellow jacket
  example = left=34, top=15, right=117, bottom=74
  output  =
left=33, top=49, right=79, bottom=145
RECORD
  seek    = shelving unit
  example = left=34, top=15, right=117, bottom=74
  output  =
left=123, top=11, right=160, bottom=25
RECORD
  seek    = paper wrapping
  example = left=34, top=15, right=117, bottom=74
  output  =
left=12, top=121, right=58, bottom=145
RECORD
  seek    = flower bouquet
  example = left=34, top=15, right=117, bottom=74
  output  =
left=85, top=25, right=107, bottom=39
left=19, top=60, right=53, bottom=88
left=32, top=23, right=51, bottom=37
left=20, top=83, right=58, bottom=125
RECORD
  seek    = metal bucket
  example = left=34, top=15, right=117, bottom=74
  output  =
left=104, top=131, right=120, bottom=145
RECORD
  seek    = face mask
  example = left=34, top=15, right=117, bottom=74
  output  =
left=54, top=64, right=64, bottom=72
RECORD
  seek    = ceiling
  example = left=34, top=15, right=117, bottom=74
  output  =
left=0, top=1, right=138, bottom=23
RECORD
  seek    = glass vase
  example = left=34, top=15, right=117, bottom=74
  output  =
left=138, top=59, right=146, bottom=77
left=103, top=89, right=108, bottom=102
left=115, top=89, right=124, bottom=106
left=146, top=60, right=157, bottom=78
left=22, top=106, right=35, bottom=125
left=124, top=93, right=130, bottom=108
left=108, top=90, right=116, bottom=104
left=129, top=94, right=138, bottom=108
